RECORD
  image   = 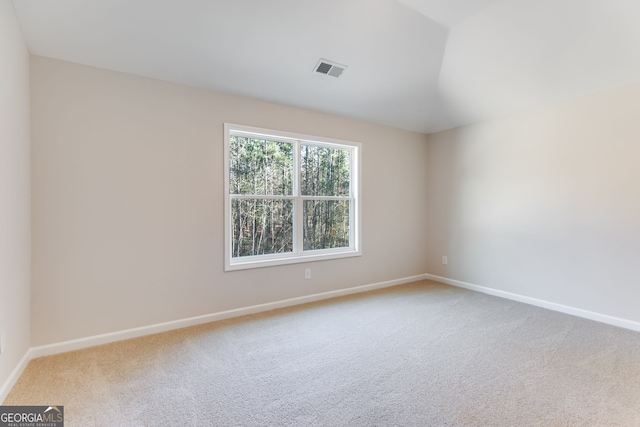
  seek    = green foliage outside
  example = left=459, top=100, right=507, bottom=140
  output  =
left=230, top=136, right=351, bottom=257
left=229, top=136, right=293, bottom=196
left=300, top=145, right=350, bottom=197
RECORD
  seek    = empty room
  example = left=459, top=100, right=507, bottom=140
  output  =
left=2, top=0, right=640, bottom=425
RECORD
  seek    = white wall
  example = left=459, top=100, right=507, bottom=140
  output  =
left=0, top=0, right=31, bottom=392
left=30, top=56, right=430, bottom=346
left=427, top=80, right=640, bottom=322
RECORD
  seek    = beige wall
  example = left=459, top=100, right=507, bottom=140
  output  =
left=427, top=81, right=640, bottom=322
left=30, top=56, right=429, bottom=346
left=0, top=0, right=31, bottom=390
left=16, top=22, right=640, bottom=356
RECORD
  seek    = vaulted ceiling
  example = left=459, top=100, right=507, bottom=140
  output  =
left=12, top=0, right=640, bottom=133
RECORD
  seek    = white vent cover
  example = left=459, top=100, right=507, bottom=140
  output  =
left=314, top=59, right=347, bottom=78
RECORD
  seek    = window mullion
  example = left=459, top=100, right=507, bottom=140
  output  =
left=300, top=196, right=351, bottom=201
left=293, top=141, right=304, bottom=255
left=230, top=194, right=293, bottom=200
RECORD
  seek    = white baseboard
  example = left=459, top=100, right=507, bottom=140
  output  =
left=1, top=273, right=427, bottom=401
left=5, top=272, right=637, bottom=402
left=27, top=273, right=427, bottom=360
left=425, top=274, right=640, bottom=332
left=0, top=349, right=33, bottom=404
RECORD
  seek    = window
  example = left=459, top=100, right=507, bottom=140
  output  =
left=224, top=124, right=361, bottom=271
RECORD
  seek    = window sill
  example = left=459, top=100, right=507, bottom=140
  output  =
left=225, top=249, right=362, bottom=271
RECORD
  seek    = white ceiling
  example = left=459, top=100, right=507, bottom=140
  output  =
left=395, top=0, right=502, bottom=27
left=11, top=0, right=640, bottom=134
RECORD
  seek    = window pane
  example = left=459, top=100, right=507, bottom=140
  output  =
left=303, top=200, right=350, bottom=250
left=229, top=136, right=293, bottom=195
left=232, top=199, right=293, bottom=257
left=300, top=145, right=350, bottom=196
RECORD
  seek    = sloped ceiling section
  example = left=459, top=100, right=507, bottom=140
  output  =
left=437, top=0, right=640, bottom=127
left=11, top=0, right=640, bottom=133
left=395, top=0, right=501, bottom=27
left=12, top=0, right=448, bottom=133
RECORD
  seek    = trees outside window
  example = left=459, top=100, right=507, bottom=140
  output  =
left=224, top=124, right=361, bottom=271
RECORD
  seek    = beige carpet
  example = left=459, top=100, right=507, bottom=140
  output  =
left=5, top=280, right=640, bottom=426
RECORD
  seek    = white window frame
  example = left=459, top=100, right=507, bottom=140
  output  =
left=224, top=123, right=362, bottom=271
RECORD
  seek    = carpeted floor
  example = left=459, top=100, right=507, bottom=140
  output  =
left=5, top=280, right=640, bottom=426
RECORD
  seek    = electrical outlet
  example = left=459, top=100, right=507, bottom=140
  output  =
left=0, top=331, right=6, bottom=356
left=305, top=268, right=311, bottom=279
left=442, top=256, right=448, bottom=265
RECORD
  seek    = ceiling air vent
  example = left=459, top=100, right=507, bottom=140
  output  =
left=314, top=59, right=347, bottom=78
